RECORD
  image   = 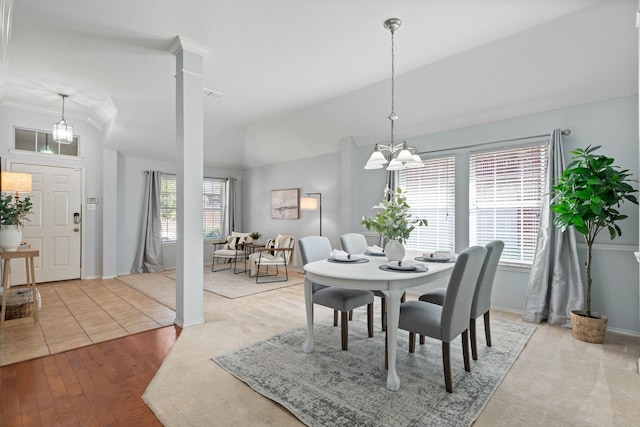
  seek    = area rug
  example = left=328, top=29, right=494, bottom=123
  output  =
left=213, top=316, right=535, bottom=427
left=165, top=266, right=304, bottom=299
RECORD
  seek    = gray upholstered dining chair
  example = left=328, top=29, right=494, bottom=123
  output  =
left=398, top=245, right=486, bottom=392
left=340, top=232, right=405, bottom=331
left=299, top=236, right=375, bottom=350
left=418, top=240, right=504, bottom=360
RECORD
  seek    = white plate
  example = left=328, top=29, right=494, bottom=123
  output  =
left=386, top=261, right=418, bottom=271
left=364, top=250, right=386, bottom=257
left=329, top=256, right=361, bottom=263
left=422, top=251, right=457, bottom=262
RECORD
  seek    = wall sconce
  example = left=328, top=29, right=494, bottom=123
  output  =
left=1, top=172, right=32, bottom=201
left=300, top=192, right=322, bottom=236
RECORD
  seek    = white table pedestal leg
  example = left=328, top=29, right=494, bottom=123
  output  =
left=383, top=289, right=403, bottom=391
left=302, top=277, right=314, bottom=353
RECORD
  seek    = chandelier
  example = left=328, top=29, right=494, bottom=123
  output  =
left=53, top=93, right=74, bottom=144
left=364, top=18, right=423, bottom=171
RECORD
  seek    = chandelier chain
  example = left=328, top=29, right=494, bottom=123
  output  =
left=389, top=26, right=396, bottom=145
left=364, top=18, right=423, bottom=171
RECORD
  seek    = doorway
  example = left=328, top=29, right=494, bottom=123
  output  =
left=8, top=162, right=82, bottom=284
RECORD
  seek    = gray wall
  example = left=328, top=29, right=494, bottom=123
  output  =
left=244, top=95, right=640, bottom=334
left=242, top=151, right=341, bottom=255
left=2, top=95, right=638, bottom=334
left=117, top=153, right=242, bottom=275
left=0, top=105, right=104, bottom=279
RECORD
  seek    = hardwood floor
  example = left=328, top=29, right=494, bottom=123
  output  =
left=0, top=325, right=180, bottom=426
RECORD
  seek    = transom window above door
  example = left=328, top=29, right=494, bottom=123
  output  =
left=14, top=128, right=79, bottom=157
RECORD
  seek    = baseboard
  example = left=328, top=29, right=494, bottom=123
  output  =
left=491, top=305, right=640, bottom=338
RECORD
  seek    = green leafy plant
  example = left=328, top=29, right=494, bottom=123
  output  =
left=361, top=187, right=427, bottom=243
left=551, top=145, right=638, bottom=317
left=249, top=232, right=262, bottom=240
left=0, top=195, right=33, bottom=227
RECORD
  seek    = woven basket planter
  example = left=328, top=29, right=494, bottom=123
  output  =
left=1, top=289, right=38, bottom=320
left=570, top=310, right=608, bottom=344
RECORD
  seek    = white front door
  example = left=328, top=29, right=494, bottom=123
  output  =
left=9, top=163, right=82, bottom=284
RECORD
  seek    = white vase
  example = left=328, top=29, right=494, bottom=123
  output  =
left=384, top=239, right=405, bottom=262
left=0, top=225, right=22, bottom=251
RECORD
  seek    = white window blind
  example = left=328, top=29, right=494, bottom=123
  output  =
left=160, top=174, right=226, bottom=242
left=469, top=144, right=548, bottom=265
left=202, top=178, right=225, bottom=240
left=160, top=174, right=177, bottom=242
left=399, top=155, right=455, bottom=252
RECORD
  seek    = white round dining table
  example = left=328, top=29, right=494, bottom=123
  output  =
left=302, top=249, right=455, bottom=391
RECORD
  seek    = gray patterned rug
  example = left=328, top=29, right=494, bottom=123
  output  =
left=214, top=315, right=535, bottom=427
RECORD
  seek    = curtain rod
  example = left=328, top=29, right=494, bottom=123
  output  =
left=418, top=129, right=571, bottom=155
left=147, top=171, right=228, bottom=181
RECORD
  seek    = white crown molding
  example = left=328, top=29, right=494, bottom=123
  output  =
left=169, top=36, right=210, bottom=57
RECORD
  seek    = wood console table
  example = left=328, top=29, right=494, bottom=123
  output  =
left=0, top=249, right=40, bottom=327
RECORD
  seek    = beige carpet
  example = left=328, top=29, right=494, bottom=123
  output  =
left=170, top=266, right=304, bottom=299
left=117, top=271, right=177, bottom=309
left=118, top=267, right=304, bottom=307
left=138, top=281, right=640, bottom=427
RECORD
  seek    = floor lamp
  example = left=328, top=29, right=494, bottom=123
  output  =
left=300, top=192, right=322, bottom=236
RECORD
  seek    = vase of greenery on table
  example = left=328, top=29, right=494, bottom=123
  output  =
left=0, top=195, right=33, bottom=251
left=551, top=145, right=638, bottom=343
left=361, top=187, right=427, bottom=262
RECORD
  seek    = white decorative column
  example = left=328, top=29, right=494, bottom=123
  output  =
left=170, top=36, right=208, bottom=327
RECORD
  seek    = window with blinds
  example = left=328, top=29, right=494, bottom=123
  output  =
left=160, top=175, right=177, bottom=242
left=160, top=174, right=226, bottom=242
left=469, top=144, right=548, bottom=265
left=202, top=178, right=225, bottom=240
left=399, top=155, right=455, bottom=252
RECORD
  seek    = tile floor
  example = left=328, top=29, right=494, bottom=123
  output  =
left=0, top=278, right=175, bottom=366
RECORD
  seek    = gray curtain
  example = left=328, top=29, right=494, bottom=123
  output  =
left=522, top=129, right=584, bottom=326
left=223, top=177, right=237, bottom=236
left=132, top=171, right=165, bottom=273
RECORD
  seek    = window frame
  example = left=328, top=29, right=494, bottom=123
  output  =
left=14, top=127, right=80, bottom=157
left=468, top=142, right=549, bottom=266
left=160, top=174, right=226, bottom=243
left=399, top=154, right=456, bottom=252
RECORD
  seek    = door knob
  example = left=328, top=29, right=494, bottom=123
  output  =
left=74, top=228, right=79, bottom=232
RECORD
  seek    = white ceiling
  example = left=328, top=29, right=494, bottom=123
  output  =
left=1, top=0, right=637, bottom=169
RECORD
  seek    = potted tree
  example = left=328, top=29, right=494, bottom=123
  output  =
left=361, top=187, right=427, bottom=261
left=551, top=145, right=638, bottom=343
left=0, top=195, right=33, bottom=251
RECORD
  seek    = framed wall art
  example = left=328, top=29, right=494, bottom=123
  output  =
left=270, top=188, right=299, bottom=219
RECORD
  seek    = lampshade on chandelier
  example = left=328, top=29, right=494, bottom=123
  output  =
left=364, top=18, right=423, bottom=171
left=53, top=93, right=74, bottom=144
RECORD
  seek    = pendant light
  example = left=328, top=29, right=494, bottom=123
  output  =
left=364, top=18, right=423, bottom=171
left=53, top=93, right=74, bottom=144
